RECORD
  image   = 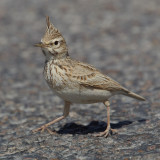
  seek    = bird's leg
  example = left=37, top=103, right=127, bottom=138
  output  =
left=96, top=101, right=117, bottom=137
left=32, top=101, right=70, bottom=134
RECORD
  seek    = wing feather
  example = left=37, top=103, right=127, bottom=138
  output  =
left=61, top=59, right=127, bottom=92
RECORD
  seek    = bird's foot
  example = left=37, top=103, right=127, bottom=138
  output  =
left=95, top=127, right=117, bottom=138
left=32, top=124, right=56, bottom=135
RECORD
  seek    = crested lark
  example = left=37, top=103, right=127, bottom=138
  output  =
left=33, top=16, right=145, bottom=137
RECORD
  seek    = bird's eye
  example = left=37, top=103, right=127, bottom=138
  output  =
left=54, top=41, right=59, bottom=45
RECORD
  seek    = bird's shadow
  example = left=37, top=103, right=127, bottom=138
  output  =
left=57, top=119, right=146, bottom=135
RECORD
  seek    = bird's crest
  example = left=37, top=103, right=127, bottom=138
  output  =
left=42, top=16, right=64, bottom=43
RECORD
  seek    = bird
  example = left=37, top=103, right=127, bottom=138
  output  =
left=33, top=16, right=145, bottom=137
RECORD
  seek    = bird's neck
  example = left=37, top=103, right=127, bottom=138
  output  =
left=42, top=48, right=69, bottom=62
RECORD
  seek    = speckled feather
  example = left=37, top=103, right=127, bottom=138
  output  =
left=40, top=16, right=145, bottom=103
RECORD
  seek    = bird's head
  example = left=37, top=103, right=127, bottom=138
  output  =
left=35, top=16, right=68, bottom=60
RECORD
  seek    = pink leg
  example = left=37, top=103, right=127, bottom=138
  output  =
left=33, top=101, right=70, bottom=134
left=96, top=101, right=117, bottom=137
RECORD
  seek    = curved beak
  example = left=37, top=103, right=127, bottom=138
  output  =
left=34, top=42, right=46, bottom=48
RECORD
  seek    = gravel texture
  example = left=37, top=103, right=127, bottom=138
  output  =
left=0, top=0, right=160, bottom=159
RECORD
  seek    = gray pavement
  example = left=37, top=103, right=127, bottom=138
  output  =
left=0, top=0, right=160, bottom=159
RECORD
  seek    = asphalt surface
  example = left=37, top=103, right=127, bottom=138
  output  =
left=0, top=0, right=160, bottom=159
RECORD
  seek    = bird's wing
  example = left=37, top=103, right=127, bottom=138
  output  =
left=62, top=59, right=128, bottom=93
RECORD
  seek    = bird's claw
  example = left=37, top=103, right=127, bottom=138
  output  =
left=32, top=125, right=56, bottom=134
left=95, top=128, right=118, bottom=137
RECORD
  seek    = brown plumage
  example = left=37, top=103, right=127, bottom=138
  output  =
left=33, top=16, right=145, bottom=137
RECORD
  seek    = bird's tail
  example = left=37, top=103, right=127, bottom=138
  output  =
left=123, top=90, right=145, bottom=101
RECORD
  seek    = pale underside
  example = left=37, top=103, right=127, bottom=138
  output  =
left=44, top=57, right=128, bottom=104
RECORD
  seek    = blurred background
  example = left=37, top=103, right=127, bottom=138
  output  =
left=0, top=0, right=160, bottom=159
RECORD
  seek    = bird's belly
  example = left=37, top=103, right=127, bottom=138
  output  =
left=53, top=87, right=112, bottom=104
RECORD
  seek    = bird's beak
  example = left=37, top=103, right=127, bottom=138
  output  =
left=34, top=42, right=46, bottom=48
